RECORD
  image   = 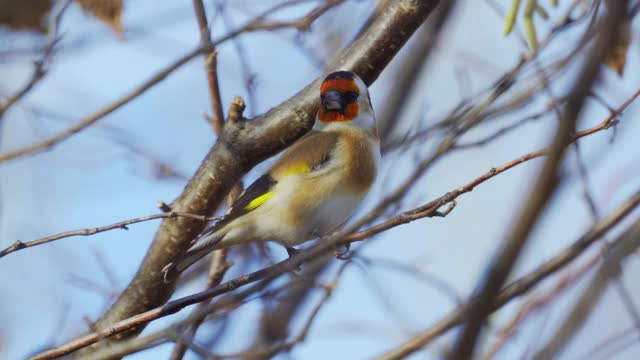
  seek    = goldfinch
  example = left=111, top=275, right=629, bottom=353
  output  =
left=163, top=70, right=380, bottom=279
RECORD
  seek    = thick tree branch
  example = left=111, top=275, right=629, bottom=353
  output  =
left=79, top=0, right=440, bottom=353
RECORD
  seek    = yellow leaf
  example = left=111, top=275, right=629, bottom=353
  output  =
left=75, top=0, right=124, bottom=36
left=0, top=0, right=52, bottom=33
left=603, top=18, right=631, bottom=76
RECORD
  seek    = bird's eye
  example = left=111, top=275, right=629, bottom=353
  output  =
left=342, top=91, right=358, bottom=103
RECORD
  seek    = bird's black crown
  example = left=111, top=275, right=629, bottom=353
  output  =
left=324, top=71, right=355, bottom=81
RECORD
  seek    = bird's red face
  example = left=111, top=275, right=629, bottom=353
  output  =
left=318, top=72, right=361, bottom=122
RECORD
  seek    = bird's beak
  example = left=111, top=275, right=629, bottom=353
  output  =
left=322, top=90, right=343, bottom=112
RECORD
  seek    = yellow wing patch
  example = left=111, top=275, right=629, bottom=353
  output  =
left=244, top=191, right=275, bottom=211
left=280, top=163, right=311, bottom=176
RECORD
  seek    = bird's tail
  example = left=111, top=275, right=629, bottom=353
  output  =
left=162, top=232, right=224, bottom=283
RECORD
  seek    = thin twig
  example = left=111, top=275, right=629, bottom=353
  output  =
left=480, top=252, right=600, bottom=360
left=532, top=218, right=640, bottom=359
left=577, top=325, right=640, bottom=360
left=0, top=211, right=219, bottom=258
left=215, top=1, right=257, bottom=116
left=168, top=250, right=231, bottom=360
left=192, top=0, right=225, bottom=133
left=0, top=0, right=72, bottom=119
left=448, top=3, right=627, bottom=356
left=355, top=255, right=463, bottom=304
left=0, top=0, right=347, bottom=163
left=0, top=47, right=204, bottom=163
left=373, top=190, right=640, bottom=360
left=453, top=107, right=553, bottom=149
left=227, top=264, right=349, bottom=359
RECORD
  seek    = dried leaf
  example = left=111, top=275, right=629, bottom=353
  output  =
left=0, top=0, right=52, bottom=33
left=74, top=0, right=124, bottom=35
left=603, top=18, right=631, bottom=76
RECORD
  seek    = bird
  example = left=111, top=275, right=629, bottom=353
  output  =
left=163, top=70, right=380, bottom=280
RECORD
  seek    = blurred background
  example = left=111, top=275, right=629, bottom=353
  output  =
left=1, top=0, right=639, bottom=359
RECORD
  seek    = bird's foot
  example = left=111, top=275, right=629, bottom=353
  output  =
left=334, top=243, right=352, bottom=260
left=285, top=246, right=299, bottom=258
left=284, top=246, right=303, bottom=273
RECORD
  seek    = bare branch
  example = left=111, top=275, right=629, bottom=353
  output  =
left=346, top=83, right=637, bottom=243
left=0, top=0, right=71, bottom=119
left=231, top=263, right=349, bottom=359
left=81, top=280, right=270, bottom=360
left=448, top=2, right=628, bottom=357
left=0, top=0, right=346, bottom=164
left=578, top=325, right=640, bottom=360
left=373, top=189, right=640, bottom=360
left=377, top=0, right=457, bottom=139
left=481, top=252, right=600, bottom=360
left=168, top=249, right=231, bottom=360
left=215, top=1, right=258, bottom=116
left=533, top=218, right=640, bottom=359
left=0, top=211, right=219, bottom=259
left=355, top=255, right=463, bottom=305
left=192, top=0, right=225, bottom=133
left=0, top=46, right=204, bottom=162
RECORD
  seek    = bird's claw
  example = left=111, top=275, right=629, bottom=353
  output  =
left=285, top=246, right=303, bottom=273
left=334, top=243, right=352, bottom=260
left=285, top=246, right=299, bottom=257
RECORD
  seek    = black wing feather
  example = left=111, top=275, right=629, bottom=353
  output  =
left=227, top=174, right=276, bottom=217
left=200, top=174, right=276, bottom=236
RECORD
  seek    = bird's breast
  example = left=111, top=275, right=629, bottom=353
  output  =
left=339, top=130, right=380, bottom=193
left=305, top=192, right=365, bottom=236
